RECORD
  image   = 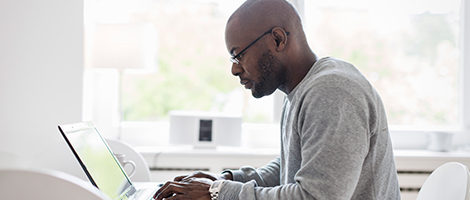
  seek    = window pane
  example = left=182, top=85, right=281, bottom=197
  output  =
left=86, top=0, right=275, bottom=123
left=304, top=0, right=461, bottom=127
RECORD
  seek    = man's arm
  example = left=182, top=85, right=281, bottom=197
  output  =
left=228, top=157, right=281, bottom=187
left=153, top=157, right=281, bottom=199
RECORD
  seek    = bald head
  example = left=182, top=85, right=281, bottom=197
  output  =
left=225, top=0, right=309, bottom=58
left=228, top=0, right=301, bottom=34
left=225, top=0, right=317, bottom=95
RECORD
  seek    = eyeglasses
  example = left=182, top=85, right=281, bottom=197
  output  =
left=230, top=29, right=290, bottom=64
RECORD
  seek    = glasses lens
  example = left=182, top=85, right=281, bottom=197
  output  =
left=230, top=57, right=239, bottom=64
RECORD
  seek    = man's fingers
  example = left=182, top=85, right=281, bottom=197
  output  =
left=174, top=174, right=188, bottom=181
left=153, top=181, right=186, bottom=200
left=154, top=183, right=183, bottom=200
left=173, top=171, right=208, bottom=182
left=181, top=171, right=217, bottom=182
left=162, top=193, right=186, bottom=200
left=153, top=182, right=171, bottom=200
left=153, top=178, right=213, bottom=200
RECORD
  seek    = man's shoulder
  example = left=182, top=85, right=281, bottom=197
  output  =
left=301, top=57, right=363, bottom=89
left=291, top=57, right=374, bottom=102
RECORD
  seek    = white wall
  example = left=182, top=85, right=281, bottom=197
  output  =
left=0, top=0, right=87, bottom=179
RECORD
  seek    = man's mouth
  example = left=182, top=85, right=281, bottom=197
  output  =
left=241, top=80, right=253, bottom=89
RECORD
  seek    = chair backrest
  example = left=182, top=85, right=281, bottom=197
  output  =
left=105, top=138, right=152, bottom=182
left=417, top=162, right=470, bottom=200
left=0, top=168, right=111, bottom=200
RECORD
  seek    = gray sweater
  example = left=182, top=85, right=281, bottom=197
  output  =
left=220, top=57, right=401, bottom=199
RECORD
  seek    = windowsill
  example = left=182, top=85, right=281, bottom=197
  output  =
left=136, top=145, right=280, bottom=158
left=135, top=145, right=470, bottom=171
left=393, top=149, right=470, bottom=158
left=136, top=145, right=470, bottom=160
left=118, top=121, right=469, bottom=152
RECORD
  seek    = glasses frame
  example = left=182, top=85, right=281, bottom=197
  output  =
left=230, top=29, right=290, bottom=64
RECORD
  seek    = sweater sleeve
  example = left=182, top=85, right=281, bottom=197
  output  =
left=229, top=157, right=281, bottom=187
left=219, top=158, right=281, bottom=199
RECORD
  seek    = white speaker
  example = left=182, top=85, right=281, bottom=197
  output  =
left=169, top=111, right=242, bottom=148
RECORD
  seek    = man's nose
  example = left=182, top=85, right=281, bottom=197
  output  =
left=231, top=62, right=243, bottom=76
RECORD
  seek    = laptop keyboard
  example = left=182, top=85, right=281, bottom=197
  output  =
left=134, top=187, right=158, bottom=200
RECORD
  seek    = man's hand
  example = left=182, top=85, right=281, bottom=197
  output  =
left=153, top=178, right=212, bottom=200
left=174, top=171, right=233, bottom=182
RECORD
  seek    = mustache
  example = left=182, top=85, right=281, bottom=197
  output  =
left=239, top=78, right=251, bottom=85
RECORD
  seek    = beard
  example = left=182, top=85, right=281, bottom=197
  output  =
left=251, top=50, right=286, bottom=98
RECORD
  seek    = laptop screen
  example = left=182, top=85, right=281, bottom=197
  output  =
left=59, top=122, right=134, bottom=200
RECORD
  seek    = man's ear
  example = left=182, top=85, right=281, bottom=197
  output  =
left=271, top=27, right=288, bottom=52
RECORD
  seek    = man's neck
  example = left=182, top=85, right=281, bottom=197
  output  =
left=281, top=52, right=317, bottom=94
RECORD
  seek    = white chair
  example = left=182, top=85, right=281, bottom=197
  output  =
left=0, top=168, right=111, bottom=200
left=105, top=138, right=152, bottom=182
left=416, top=162, right=470, bottom=200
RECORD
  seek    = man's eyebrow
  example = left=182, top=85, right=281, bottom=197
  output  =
left=230, top=47, right=239, bottom=56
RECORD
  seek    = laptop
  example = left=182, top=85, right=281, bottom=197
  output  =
left=58, top=121, right=160, bottom=200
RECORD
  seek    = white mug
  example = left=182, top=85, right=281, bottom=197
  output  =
left=114, top=153, right=136, bottom=178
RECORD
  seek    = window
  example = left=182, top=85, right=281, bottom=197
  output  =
left=84, top=0, right=275, bottom=124
left=84, top=0, right=468, bottom=148
left=304, top=0, right=461, bottom=128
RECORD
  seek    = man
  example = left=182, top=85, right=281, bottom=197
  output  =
left=154, top=0, right=401, bottom=199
